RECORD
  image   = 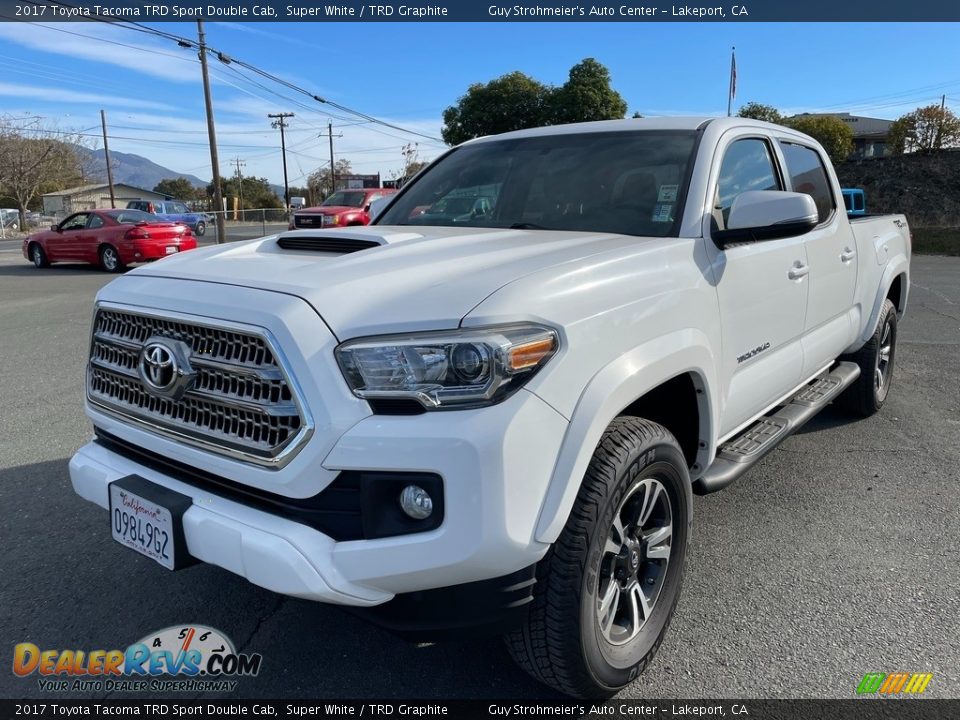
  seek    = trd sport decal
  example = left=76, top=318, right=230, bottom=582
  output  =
left=737, top=342, right=771, bottom=364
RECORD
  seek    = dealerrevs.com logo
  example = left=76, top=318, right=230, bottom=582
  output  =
left=13, top=625, right=262, bottom=693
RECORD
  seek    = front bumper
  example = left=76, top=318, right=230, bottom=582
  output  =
left=70, top=388, right=567, bottom=606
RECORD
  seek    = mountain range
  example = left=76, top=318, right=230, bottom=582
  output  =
left=76, top=145, right=207, bottom=191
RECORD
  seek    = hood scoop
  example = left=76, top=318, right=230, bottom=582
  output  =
left=276, top=233, right=384, bottom=254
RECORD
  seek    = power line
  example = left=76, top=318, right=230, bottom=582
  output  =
left=26, top=1, right=443, bottom=143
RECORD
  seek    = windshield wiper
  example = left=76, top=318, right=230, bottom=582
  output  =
left=509, top=222, right=551, bottom=230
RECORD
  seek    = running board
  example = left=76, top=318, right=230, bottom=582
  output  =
left=692, top=362, right=860, bottom=495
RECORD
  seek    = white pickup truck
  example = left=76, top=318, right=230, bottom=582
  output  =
left=70, top=117, right=910, bottom=697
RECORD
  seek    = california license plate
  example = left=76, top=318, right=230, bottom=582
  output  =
left=165, top=246, right=178, bottom=254
left=108, top=476, right=193, bottom=571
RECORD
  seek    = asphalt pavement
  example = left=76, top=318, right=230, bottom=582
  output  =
left=0, top=252, right=957, bottom=700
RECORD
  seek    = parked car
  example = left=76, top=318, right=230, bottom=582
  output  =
left=23, top=208, right=197, bottom=272
left=289, top=188, right=397, bottom=229
left=69, top=117, right=909, bottom=697
left=126, top=199, right=209, bottom=236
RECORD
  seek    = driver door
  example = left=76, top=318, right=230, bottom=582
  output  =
left=704, top=134, right=810, bottom=438
left=48, top=212, right=89, bottom=261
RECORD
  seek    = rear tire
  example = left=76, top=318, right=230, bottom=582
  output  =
left=30, top=243, right=49, bottom=268
left=836, top=298, right=898, bottom=417
left=506, top=417, right=691, bottom=697
left=99, top=245, right=125, bottom=273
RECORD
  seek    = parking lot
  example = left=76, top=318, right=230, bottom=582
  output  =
left=0, top=249, right=957, bottom=700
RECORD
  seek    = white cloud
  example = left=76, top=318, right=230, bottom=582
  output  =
left=0, top=23, right=198, bottom=81
left=0, top=82, right=177, bottom=112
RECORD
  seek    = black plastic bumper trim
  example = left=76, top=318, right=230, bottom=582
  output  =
left=93, top=428, right=443, bottom=541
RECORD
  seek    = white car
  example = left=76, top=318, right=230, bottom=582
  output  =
left=70, top=117, right=910, bottom=696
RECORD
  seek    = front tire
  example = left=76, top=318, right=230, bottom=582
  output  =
left=194, top=221, right=206, bottom=237
left=30, top=243, right=49, bottom=268
left=99, top=245, right=125, bottom=273
left=837, top=298, right=898, bottom=417
left=506, top=417, right=691, bottom=697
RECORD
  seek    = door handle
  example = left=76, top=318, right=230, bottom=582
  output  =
left=840, top=248, right=856, bottom=262
left=788, top=263, right=809, bottom=280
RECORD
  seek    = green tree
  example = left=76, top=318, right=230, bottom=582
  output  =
left=209, top=176, right=281, bottom=209
left=441, top=71, right=550, bottom=146
left=153, top=177, right=196, bottom=200
left=889, top=104, right=960, bottom=154
left=786, top=114, right=854, bottom=164
left=737, top=102, right=784, bottom=124
left=547, top=58, right=628, bottom=126
left=441, top=59, right=629, bottom=145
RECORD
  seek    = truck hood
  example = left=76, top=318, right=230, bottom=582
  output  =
left=130, top=225, right=656, bottom=338
left=298, top=206, right=355, bottom=215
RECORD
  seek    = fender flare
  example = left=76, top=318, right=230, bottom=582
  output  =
left=857, top=255, right=909, bottom=347
left=533, top=329, right=717, bottom=544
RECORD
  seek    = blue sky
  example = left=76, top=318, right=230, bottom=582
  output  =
left=0, top=20, right=957, bottom=187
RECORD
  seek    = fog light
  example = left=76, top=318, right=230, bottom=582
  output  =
left=399, top=485, right=433, bottom=520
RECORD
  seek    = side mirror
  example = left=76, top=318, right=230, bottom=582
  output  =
left=368, top=196, right=391, bottom=222
left=713, top=191, right=818, bottom=246
left=51, top=223, right=60, bottom=232
left=363, top=203, right=371, bottom=212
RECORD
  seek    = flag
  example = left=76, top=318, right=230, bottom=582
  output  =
left=727, top=47, right=737, bottom=116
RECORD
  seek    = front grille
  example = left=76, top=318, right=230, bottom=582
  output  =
left=293, top=215, right=327, bottom=228
left=87, top=307, right=311, bottom=468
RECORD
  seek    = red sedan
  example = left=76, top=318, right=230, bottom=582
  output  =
left=23, top=209, right=198, bottom=272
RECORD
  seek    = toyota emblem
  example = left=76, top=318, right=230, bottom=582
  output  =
left=138, top=338, right=196, bottom=399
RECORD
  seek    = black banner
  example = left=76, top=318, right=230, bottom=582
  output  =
left=2, top=0, right=960, bottom=22
left=2, top=700, right=959, bottom=719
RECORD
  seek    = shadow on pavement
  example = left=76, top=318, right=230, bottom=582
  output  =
left=0, top=458, right=552, bottom=700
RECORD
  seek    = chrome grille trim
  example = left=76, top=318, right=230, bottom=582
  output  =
left=86, top=304, right=314, bottom=469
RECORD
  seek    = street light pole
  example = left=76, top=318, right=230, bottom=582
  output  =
left=197, top=20, right=226, bottom=244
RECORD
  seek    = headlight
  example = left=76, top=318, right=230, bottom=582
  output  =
left=336, top=324, right=558, bottom=409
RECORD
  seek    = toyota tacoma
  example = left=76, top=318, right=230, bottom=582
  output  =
left=70, top=117, right=910, bottom=696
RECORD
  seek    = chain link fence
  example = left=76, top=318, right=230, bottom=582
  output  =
left=202, top=208, right=292, bottom=240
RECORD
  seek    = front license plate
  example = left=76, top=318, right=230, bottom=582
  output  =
left=109, top=476, right=193, bottom=570
left=165, top=246, right=178, bottom=254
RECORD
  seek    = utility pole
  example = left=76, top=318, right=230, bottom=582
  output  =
left=328, top=121, right=336, bottom=196
left=100, top=109, right=116, bottom=208
left=269, top=112, right=294, bottom=208
left=232, top=157, right=245, bottom=220
left=197, top=20, right=226, bottom=244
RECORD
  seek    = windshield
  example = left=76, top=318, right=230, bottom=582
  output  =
left=322, top=191, right=367, bottom=208
left=106, top=210, right=161, bottom=224
left=378, top=131, right=698, bottom=237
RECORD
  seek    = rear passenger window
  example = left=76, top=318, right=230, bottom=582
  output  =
left=715, top=139, right=781, bottom=230
left=779, top=142, right=835, bottom=224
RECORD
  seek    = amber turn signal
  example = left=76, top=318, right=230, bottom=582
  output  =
left=508, top=337, right=556, bottom=371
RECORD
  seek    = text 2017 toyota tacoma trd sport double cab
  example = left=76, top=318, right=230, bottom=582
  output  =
left=70, top=117, right=910, bottom=696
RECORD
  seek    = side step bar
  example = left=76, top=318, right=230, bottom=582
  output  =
left=692, top=361, right=860, bottom=495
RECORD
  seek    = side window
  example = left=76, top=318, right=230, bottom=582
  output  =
left=61, top=213, right=89, bottom=231
left=714, top=138, right=782, bottom=230
left=779, top=142, right=835, bottom=224
left=88, top=214, right=104, bottom=229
